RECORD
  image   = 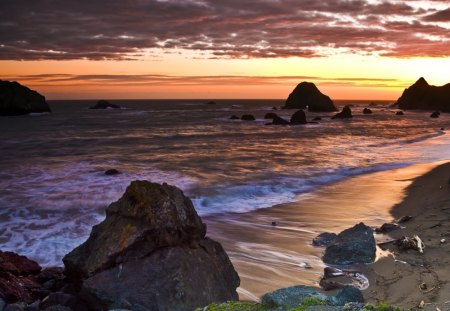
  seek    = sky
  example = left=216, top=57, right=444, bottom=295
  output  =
left=0, top=0, right=449, bottom=100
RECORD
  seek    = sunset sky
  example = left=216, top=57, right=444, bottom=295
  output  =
left=1, top=0, right=449, bottom=100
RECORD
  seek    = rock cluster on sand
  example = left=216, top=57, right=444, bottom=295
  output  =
left=89, top=100, right=121, bottom=109
left=0, top=80, right=51, bottom=116
left=63, top=180, right=240, bottom=311
left=323, top=223, right=376, bottom=265
left=284, top=82, right=337, bottom=112
left=395, top=77, right=450, bottom=112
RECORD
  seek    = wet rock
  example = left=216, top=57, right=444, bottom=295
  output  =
left=104, top=169, right=120, bottom=176
left=40, top=293, right=78, bottom=310
left=323, top=223, right=376, bottom=265
left=324, top=267, right=345, bottom=278
left=264, top=112, right=278, bottom=119
left=64, top=181, right=239, bottom=311
left=284, top=82, right=337, bottom=112
left=89, top=100, right=120, bottom=110
left=394, top=235, right=425, bottom=253
left=272, top=106, right=278, bottom=110
left=0, top=251, right=41, bottom=276
left=0, top=81, right=51, bottom=116
left=290, top=110, right=307, bottom=125
left=312, top=116, right=322, bottom=121
left=272, top=115, right=289, bottom=125
left=395, top=77, right=450, bottom=112
left=24, top=300, right=40, bottom=311
left=4, top=303, right=25, bottom=311
left=396, top=111, right=404, bottom=116
left=312, top=232, right=337, bottom=247
left=397, top=215, right=413, bottom=223
left=63, top=181, right=207, bottom=280
left=330, top=286, right=364, bottom=306
left=363, top=108, right=372, bottom=114
left=0, top=271, right=41, bottom=304
left=229, top=115, right=239, bottom=120
left=261, top=286, right=326, bottom=310
left=319, top=279, right=344, bottom=291
left=375, top=223, right=401, bottom=234
left=241, top=114, right=255, bottom=121
left=332, top=106, right=353, bottom=119
left=430, top=111, right=440, bottom=118
left=205, top=101, right=216, bottom=105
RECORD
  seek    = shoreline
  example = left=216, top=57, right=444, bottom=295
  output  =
left=204, top=161, right=449, bottom=303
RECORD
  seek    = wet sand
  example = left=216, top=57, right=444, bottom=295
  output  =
left=363, top=162, right=450, bottom=310
left=204, top=161, right=446, bottom=302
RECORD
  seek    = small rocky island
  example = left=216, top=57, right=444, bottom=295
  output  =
left=395, top=77, right=450, bottom=112
left=284, top=82, right=337, bottom=112
left=0, top=80, right=51, bottom=116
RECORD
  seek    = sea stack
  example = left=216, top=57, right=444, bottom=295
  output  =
left=0, top=80, right=51, bottom=116
left=284, top=82, right=337, bottom=112
left=63, top=180, right=240, bottom=311
left=395, top=77, right=450, bottom=112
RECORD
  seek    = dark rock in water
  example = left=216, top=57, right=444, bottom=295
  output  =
left=0, top=251, right=41, bottom=276
left=363, top=108, right=372, bottom=114
left=63, top=181, right=207, bottom=279
left=64, top=180, right=239, bottom=310
left=82, top=238, right=238, bottom=311
left=272, top=106, right=278, bottom=110
left=271, top=221, right=277, bottom=226
left=205, top=101, right=216, bottom=105
left=241, top=114, right=255, bottom=121
left=375, top=223, right=401, bottom=234
left=284, top=82, right=337, bottom=112
left=0, top=80, right=51, bottom=116
left=89, top=100, right=121, bottom=110
left=272, top=115, right=289, bottom=125
left=332, top=106, right=353, bottom=119
left=312, top=116, right=322, bottom=121
left=312, top=232, right=337, bottom=247
left=397, top=215, right=413, bottom=223
left=264, top=112, right=278, bottom=119
left=229, top=115, right=239, bottom=120
left=323, top=223, right=376, bottom=265
left=104, top=169, right=120, bottom=176
left=261, top=285, right=363, bottom=310
left=395, top=111, right=404, bottom=116
left=430, top=111, right=440, bottom=118
left=290, top=110, right=307, bottom=125
left=395, top=77, right=450, bottom=112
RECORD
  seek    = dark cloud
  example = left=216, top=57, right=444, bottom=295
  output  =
left=424, top=7, right=450, bottom=22
left=0, top=0, right=448, bottom=60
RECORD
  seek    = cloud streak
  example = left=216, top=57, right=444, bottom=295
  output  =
left=0, top=0, right=448, bottom=60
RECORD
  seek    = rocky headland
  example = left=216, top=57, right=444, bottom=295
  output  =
left=395, top=77, right=450, bottom=112
left=0, top=81, right=51, bottom=116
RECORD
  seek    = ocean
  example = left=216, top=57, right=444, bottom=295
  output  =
left=0, top=99, right=449, bottom=282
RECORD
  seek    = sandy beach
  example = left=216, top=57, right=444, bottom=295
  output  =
left=205, top=161, right=450, bottom=308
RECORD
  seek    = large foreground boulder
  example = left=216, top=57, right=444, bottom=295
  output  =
left=63, top=181, right=239, bottom=311
left=284, top=82, right=337, bottom=112
left=0, top=81, right=51, bottom=116
left=323, top=223, right=376, bottom=265
left=395, top=77, right=450, bottom=112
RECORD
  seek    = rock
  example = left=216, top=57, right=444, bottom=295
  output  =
left=324, top=267, right=345, bottom=278
left=264, top=112, right=278, bottom=119
left=363, top=108, right=372, bottom=114
left=323, top=223, right=376, bottom=265
left=312, top=233, right=337, bottom=247
left=272, top=106, right=278, bottom=110
left=312, top=116, right=322, bottom=121
left=82, top=238, right=239, bottom=311
left=284, top=82, right=337, bottom=112
left=396, top=111, right=404, bottom=115
left=0, top=251, right=41, bottom=276
left=395, top=77, right=450, bottom=112
left=272, top=115, right=289, bottom=125
left=394, top=235, right=425, bottom=253
left=205, top=101, right=216, bottom=105
left=319, top=279, right=344, bottom=291
left=89, top=100, right=120, bottom=110
left=229, top=115, right=239, bottom=120
left=0, top=298, right=5, bottom=311
left=241, top=114, right=255, bottom=121
left=64, top=181, right=239, bottom=311
left=332, top=106, right=353, bottom=119
left=375, top=223, right=401, bottom=234
left=42, top=306, right=72, bottom=311
left=261, top=285, right=363, bottom=310
left=104, top=169, right=120, bottom=176
left=63, top=181, right=207, bottom=280
left=4, top=303, right=25, bottom=311
left=396, top=215, right=413, bottom=223
left=36, top=268, right=64, bottom=284
left=0, top=271, right=40, bottom=304
left=290, top=110, right=307, bottom=125
left=24, top=300, right=40, bottom=311
left=0, top=81, right=51, bottom=116
left=40, top=293, right=78, bottom=310
left=430, top=111, right=440, bottom=118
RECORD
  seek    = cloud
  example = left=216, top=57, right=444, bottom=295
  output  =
left=0, top=0, right=448, bottom=60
